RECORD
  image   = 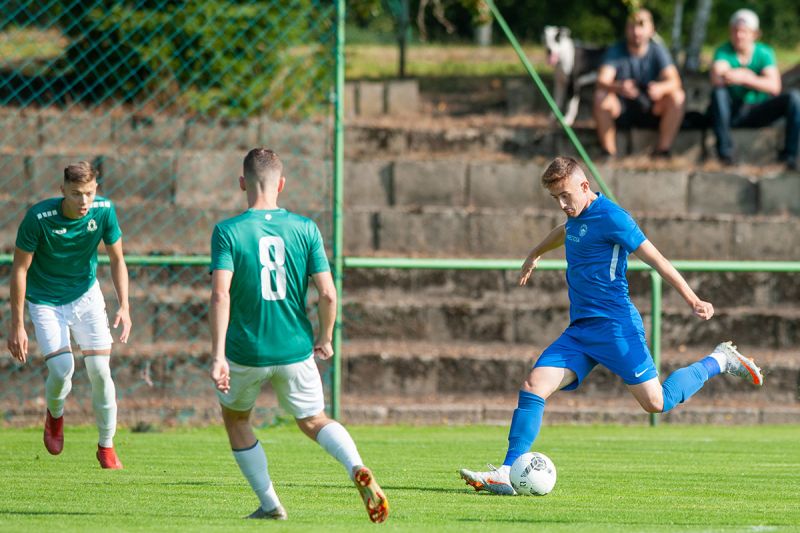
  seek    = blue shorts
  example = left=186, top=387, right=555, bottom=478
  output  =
left=534, top=317, right=658, bottom=390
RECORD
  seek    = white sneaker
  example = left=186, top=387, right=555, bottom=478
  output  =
left=459, top=464, right=516, bottom=496
left=246, top=505, right=287, bottom=520
left=714, top=341, right=763, bottom=386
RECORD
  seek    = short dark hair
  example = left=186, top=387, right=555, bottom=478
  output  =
left=64, top=161, right=98, bottom=184
left=541, top=156, right=582, bottom=188
left=243, top=148, right=283, bottom=185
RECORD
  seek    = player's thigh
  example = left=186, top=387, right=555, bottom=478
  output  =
left=589, top=330, right=657, bottom=386
left=217, top=360, right=271, bottom=412
left=532, top=329, right=597, bottom=393
left=627, top=377, right=663, bottom=413
left=523, top=366, right=579, bottom=398
left=70, top=282, right=113, bottom=352
left=27, top=301, right=71, bottom=357
left=271, top=356, right=325, bottom=419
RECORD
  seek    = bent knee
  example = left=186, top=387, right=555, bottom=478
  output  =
left=639, top=398, right=664, bottom=413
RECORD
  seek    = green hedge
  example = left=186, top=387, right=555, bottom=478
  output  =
left=65, top=0, right=333, bottom=117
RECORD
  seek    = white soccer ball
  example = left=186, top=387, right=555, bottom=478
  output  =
left=510, top=452, right=557, bottom=496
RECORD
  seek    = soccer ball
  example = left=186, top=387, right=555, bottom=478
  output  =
left=509, top=452, right=557, bottom=496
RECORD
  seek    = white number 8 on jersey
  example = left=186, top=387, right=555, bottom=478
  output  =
left=259, top=236, right=287, bottom=301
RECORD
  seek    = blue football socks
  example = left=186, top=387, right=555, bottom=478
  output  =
left=661, top=359, right=716, bottom=413
left=503, top=390, right=546, bottom=467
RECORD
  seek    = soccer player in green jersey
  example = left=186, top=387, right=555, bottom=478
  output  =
left=7, top=161, right=131, bottom=469
left=209, top=148, right=388, bottom=523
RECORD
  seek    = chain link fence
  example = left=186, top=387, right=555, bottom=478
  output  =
left=0, top=0, right=339, bottom=427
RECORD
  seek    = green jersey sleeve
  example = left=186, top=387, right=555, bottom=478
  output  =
left=210, top=225, right=235, bottom=272
left=307, top=222, right=330, bottom=275
left=15, top=208, right=42, bottom=253
left=103, top=202, right=123, bottom=245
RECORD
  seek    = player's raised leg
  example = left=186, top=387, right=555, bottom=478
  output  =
left=629, top=341, right=763, bottom=414
left=43, top=350, right=74, bottom=455
left=221, top=405, right=286, bottom=520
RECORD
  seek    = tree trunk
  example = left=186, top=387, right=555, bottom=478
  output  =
left=685, top=0, right=712, bottom=72
left=475, top=21, right=492, bottom=46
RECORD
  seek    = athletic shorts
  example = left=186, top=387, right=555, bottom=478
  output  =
left=27, top=281, right=113, bottom=356
left=534, top=317, right=658, bottom=390
left=217, top=355, right=324, bottom=418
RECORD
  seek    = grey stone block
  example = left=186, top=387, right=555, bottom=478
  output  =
left=394, top=160, right=467, bottom=206
left=688, top=172, right=758, bottom=215
left=113, top=115, right=186, bottom=149
left=0, top=154, right=30, bottom=201
left=733, top=218, right=800, bottom=260
left=357, top=81, right=385, bottom=116
left=259, top=120, right=328, bottom=158
left=761, top=408, right=800, bottom=424
left=0, top=110, right=40, bottom=149
left=704, top=127, right=780, bottom=164
left=505, top=78, right=537, bottom=115
left=344, top=353, right=438, bottom=395
left=387, top=404, right=484, bottom=424
left=174, top=151, right=247, bottom=210
left=101, top=152, right=176, bottom=202
left=277, top=157, right=330, bottom=212
left=185, top=118, right=258, bottom=150
left=612, top=168, right=689, bottom=213
left=759, top=172, right=800, bottom=215
left=345, top=160, right=392, bottom=206
left=385, top=79, right=420, bottom=116
left=468, top=211, right=559, bottom=257
left=345, top=126, right=408, bottom=158
left=638, top=216, right=735, bottom=259
left=376, top=209, right=469, bottom=255
left=513, top=307, right=571, bottom=344
left=343, top=82, right=357, bottom=119
left=468, top=161, right=543, bottom=209
left=628, top=128, right=704, bottom=158
left=343, top=209, right=375, bottom=255
left=39, top=111, right=114, bottom=149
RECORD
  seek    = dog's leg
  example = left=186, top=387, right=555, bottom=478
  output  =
left=563, top=94, right=579, bottom=126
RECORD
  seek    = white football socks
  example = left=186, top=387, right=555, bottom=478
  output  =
left=45, top=352, right=74, bottom=418
left=232, top=441, right=282, bottom=512
left=709, top=350, right=728, bottom=373
left=84, top=356, right=117, bottom=448
left=316, top=421, right=363, bottom=480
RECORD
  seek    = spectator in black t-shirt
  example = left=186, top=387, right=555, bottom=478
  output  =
left=593, top=8, right=685, bottom=158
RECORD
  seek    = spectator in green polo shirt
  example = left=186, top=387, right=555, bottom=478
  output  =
left=709, top=8, right=800, bottom=170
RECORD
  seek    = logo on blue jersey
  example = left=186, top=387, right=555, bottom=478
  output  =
left=579, top=224, right=588, bottom=237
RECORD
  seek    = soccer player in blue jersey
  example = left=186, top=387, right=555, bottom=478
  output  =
left=209, top=148, right=388, bottom=522
left=7, top=161, right=131, bottom=469
left=459, top=156, right=763, bottom=495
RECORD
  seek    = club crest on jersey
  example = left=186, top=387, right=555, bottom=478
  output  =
left=87, top=219, right=97, bottom=232
left=579, top=224, right=588, bottom=237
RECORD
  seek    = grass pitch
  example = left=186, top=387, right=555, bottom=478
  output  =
left=0, top=424, right=798, bottom=532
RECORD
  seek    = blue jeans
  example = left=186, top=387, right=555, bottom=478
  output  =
left=709, top=87, right=800, bottom=161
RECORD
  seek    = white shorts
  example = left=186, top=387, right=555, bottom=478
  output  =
left=27, top=281, right=114, bottom=356
left=217, top=356, right=325, bottom=418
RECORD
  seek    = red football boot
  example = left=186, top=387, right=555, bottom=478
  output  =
left=96, top=445, right=123, bottom=469
left=43, top=410, right=64, bottom=455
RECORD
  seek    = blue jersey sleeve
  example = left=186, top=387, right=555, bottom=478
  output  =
left=600, top=41, right=626, bottom=67
left=606, top=207, right=646, bottom=253
left=651, top=41, right=674, bottom=71
left=307, top=222, right=330, bottom=275
left=15, top=208, right=42, bottom=253
left=210, top=225, right=234, bottom=273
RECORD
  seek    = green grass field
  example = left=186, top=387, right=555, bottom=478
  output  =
left=1, top=424, right=798, bottom=532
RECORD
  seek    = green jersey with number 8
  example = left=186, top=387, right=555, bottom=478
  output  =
left=210, top=208, right=330, bottom=367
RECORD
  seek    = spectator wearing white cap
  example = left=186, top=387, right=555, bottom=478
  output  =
left=709, top=8, right=800, bottom=170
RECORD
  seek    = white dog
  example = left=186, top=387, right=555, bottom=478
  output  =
left=542, top=26, right=606, bottom=125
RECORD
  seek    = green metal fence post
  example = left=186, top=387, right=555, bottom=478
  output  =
left=649, top=271, right=663, bottom=427
left=331, top=0, right=346, bottom=420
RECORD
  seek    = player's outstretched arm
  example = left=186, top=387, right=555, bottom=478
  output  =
left=8, top=248, right=33, bottom=363
left=633, top=239, right=714, bottom=320
left=311, top=271, right=336, bottom=360
left=519, top=223, right=566, bottom=286
left=209, top=270, right=233, bottom=393
left=106, top=239, right=132, bottom=343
